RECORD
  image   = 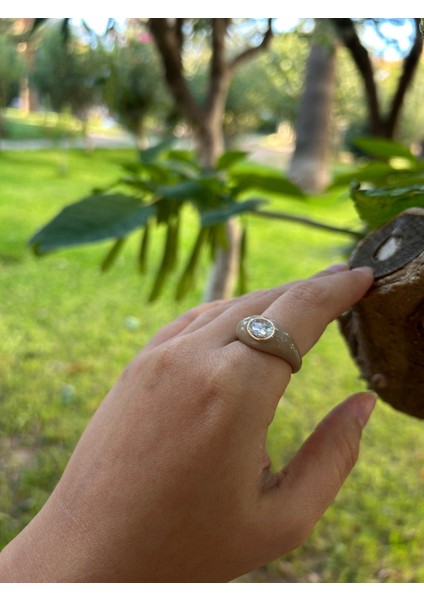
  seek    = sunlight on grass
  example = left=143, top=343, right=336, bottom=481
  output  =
left=0, top=148, right=423, bottom=582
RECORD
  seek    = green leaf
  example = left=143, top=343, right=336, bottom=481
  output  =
left=139, top=139, right=173, bottom=163
left=100, top=238, right=126, bottom=273
left=148, top=217, right=180, bottom=302
left=166, top=149, right=197, bottom=164
left=351, top=182, right=424, bottom=228
left=161, top=159, right=199, bottom=179
left=216, top=150, right=249, bottom=170
left=137, top=162, right=171, bottom=182
left=236, top=226, right=248, bottom=296
left=164, top=216, right=180, bottom=272
left=29, top=194, right=156, bottom=254
left=175, top=228, right=208, bottom=300
left=201, top=199, right=265, bottom=226
left=119, top=175, right=154, bottom=195
left=352, top=137, right=417, bottom=162
left=330, top=162, right=398, bottom=187
left=138, top=224, right=150, bottom=274
left=121, top=162, right=142, bottom=174
left=232, top=173, right=305, bottom=198
left=148, top=264, right=167, bottom=303
left=157, top=180, right=206, bottom=201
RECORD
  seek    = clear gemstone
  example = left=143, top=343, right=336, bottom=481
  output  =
left=247, top=317, right=275, bottom=340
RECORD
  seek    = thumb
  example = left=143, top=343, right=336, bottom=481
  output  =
left=265, top=392, right=376, bottom=549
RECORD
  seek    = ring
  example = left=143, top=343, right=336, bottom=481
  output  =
left=236, top=315, right=302, bottom=373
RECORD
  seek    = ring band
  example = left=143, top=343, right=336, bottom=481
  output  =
left=236, top=315, right=302, bottom=373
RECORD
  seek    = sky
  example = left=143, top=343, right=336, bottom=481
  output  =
left=78, top=17, right=418, bottom=61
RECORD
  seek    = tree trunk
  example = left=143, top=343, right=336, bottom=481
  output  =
left=194, top=114, right=225, bottom=169
left=339, top=208, right=424, bottom=419
left=148, top=18, right=273, bottom=300
left=288, top=29, right=337, bottom=193
left=194, top=114, right=242, bottom=302
left=203, top=219, right=242, bottom=302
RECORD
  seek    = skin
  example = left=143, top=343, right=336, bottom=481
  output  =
left=0, top=264, right=376, bottom=582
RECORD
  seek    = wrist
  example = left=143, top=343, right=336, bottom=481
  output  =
left=0, top=491, right=99, bottom=582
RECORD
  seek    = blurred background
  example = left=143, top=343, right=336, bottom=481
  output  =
left=0, top=18, right=423, bottom=582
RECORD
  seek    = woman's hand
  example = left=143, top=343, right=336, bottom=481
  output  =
left=0, top=264, right=375, bottom=582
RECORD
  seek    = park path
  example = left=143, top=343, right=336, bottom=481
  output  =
left=0, top=132, right=293, bottom=170
left=0, top=131, right=135, bottom=151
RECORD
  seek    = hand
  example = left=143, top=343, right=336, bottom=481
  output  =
left=0, top=264, right=375, bottom=582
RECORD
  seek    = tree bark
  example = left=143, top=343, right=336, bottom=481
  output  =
left=339, top=208, right=424, bottom=419
left=288, top=24, right=337, bottom=193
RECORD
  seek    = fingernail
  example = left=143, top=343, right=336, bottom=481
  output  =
left=352, top=266, right=374, bottom=277
left=326, top=263, right=349, bottom=273
left=354, top=392, right=377, bottom=427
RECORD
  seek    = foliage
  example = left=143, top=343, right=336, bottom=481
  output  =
left=224, top=33, right=309, bottom=136
left=332, top=136, right=424, bottom=229
left=100, top=36, right=171, bottom=143
left=29, top=144, right=304, bottom=301
left=0, top=36, right=24, bottom=111
left=1, top=149, right=424, bottom=582
left=31, top=21, right=103, bottom=122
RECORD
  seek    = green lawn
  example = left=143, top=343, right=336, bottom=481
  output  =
left=1, top=108, right=124, bottom=142
left=0, top=148, right=423, bottom=582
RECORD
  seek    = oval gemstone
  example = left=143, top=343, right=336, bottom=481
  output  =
left=247, top=317, right=275, bottom=340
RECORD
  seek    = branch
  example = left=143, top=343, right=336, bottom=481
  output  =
left=332, top=18, right=382, bottom=136
left=204, top=19, right=232, bottom=114
left=148, top=19, right=203, bottom=124
left=253, top=208, right=363, bottom=239
left=229, top=18, right=274, bottom=72
left=385, top=18, right=423, bottom=137
left=175, top=18, right=184, bottom=50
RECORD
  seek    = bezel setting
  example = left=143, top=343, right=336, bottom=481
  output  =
left=246, top=316, right=276, bottom=341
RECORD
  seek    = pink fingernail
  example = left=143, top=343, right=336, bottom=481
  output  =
left=327, top=263, right=349, bottom=273
left=354, top=392, right=377, bottom=428
left=352, top=266, right=374, bottom=277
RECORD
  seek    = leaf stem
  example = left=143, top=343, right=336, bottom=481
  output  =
left=253, top=209, right=364, bottom=239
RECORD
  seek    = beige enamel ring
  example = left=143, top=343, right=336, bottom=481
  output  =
left=236, top=315, right=302, bottom=373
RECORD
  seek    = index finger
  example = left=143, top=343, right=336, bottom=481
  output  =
left=190, top=266, right=373, bottom=425
left=260, top=265, right=374, bottom=357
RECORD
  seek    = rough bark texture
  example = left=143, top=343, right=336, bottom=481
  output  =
left=288, top=38, right=337, bottom=193
left=339, top=208, right=424, bottom=419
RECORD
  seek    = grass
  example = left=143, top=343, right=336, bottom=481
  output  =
left=0, top=147, right=423, bottom=582
left=0, top=108, right=124, bottom=142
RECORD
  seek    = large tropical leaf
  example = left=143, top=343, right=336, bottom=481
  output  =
left=231, top=172, right=304, bottom=198
left=351, top=183, right=424, bottom=229
left=216, top=150, right=249, bottom=170
left=352, top=137, right=417, bottom=162
left=200, top=198, right=265, bottom=226
left=330, top=162, right=400, bottom=188
left=30, top=194, right=156, bottom=254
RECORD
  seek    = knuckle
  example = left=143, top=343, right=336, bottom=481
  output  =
left=149, top=341, right=228, bottom=410
left=201, top=353, right=232, bottom=403
left=150, top=338, right=190, bottom=378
